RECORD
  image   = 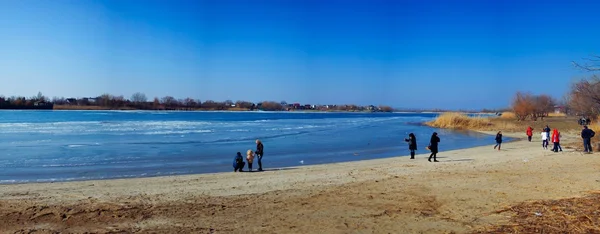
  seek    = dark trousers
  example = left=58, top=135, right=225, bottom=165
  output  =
left=256, top=153, right=263, bottom=170
left=552, top=142, right=562, bottom=152
left=584, top=138, right=592, bottom=152
left=247, top=162, right=253, bottom=171
left=409, top=149, right=415, bottom=159
left=542, top=140, right=548, bottom=149
left=428, top=151, right=438, bottom=161
left=527, top=136, right=532, bottom=142
left=234, top=162, right=245, bottom=172
left=494, top=142, right=501, bottom=150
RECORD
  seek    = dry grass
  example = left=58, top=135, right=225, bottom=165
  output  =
left=549, top=112, right=567, bottom=117
left=498, top=111, right=516, bottom=119
left=426, top=112, right=492, bottom=130
left=474, top=193, right=600, bottom=234
left=428, top=112, right=585, bottom=134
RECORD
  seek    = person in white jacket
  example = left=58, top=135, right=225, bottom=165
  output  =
left=541, top=132, right=549, bottom=149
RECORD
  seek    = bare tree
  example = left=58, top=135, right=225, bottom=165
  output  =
left=131, top=92, right=147, bottom=103
left=573, top=55, right=600, bottom=72
left=568, top=75, right=600, bottom=118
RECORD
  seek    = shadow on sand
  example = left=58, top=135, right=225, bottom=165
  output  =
left=243, top=167, right=298, bottom=173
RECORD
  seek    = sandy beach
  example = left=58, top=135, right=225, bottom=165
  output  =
left=1, top=131, right=599, bottom=233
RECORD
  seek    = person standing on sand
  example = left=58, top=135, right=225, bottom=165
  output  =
left=256, top=139, right=264, bottom=171
left=233, top=152, right=245, bottom=172
left=246, top=149, right=255, bottom=171
left=526, top=126, right=533, bottom=142
left=541, top=131, right=549, bottom=149
left=494, top=131, right=502, bottom=151
left=404, top=133, right=417, bottom=159
left=551, top=129, right=562, bottom=152
left=581, top=125, right=596, bottom=153
left=544, top=125, right=551, bottom=141
left=428, top=132, right=440, bottom=162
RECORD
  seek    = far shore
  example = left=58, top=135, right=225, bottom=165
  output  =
left=1, top=129, right=598, bottom=233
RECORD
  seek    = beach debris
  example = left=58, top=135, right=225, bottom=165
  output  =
left=476, top=193, right=600, bottom=233
left=523, top=158, right=529, bottom=162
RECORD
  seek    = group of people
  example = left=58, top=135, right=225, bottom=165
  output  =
left=233, top=140, right=264, bottom=172
left=526, top=125, right=562, bottom=152
left=527, top=124, right=596, bottom=153
left=404, top=132, right=440, bottom=162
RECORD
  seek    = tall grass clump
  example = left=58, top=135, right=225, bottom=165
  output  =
left=427, top=112, right=491, bottom=130
left=499, top=111, right=516, bottom=119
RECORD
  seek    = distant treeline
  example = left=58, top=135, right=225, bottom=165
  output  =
left=0, top=92, right=54, bottom=109
left=0, top=92, right=396, bottom=112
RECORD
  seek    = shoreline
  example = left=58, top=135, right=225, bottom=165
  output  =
left=0, top=130, right=511, bottom=186
left=2, top=130, right=599, bottom=233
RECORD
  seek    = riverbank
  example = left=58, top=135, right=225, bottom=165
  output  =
left=1, top=131, right=598, bottom=233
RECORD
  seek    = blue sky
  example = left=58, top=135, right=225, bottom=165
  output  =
left=1, top=0, right=599, bottom=109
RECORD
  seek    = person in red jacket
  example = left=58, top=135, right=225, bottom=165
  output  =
left=526, top=126, right=533, bottom=142
left=551, top=129, right=562, bottom=152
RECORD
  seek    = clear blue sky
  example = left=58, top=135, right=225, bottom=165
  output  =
left=1, top=0, right=599, bottom=109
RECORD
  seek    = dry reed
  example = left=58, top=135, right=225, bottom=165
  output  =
left=427, top=112, right=492, bottom=130
left=499, top=111, right=516, bottom=119
left=474, top=193, right=600, bottom=234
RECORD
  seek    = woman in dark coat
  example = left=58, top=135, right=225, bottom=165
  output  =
left=404, top=133, right=417, bottom=159
left=428, top=132, right=440, bottom=162
left=494, top=131, right=502, bottom=151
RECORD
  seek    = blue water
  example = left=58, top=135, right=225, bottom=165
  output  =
left=0, top=111, right=500, bottom=184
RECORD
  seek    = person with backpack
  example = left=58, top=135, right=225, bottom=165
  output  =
left=551, top=129, right=563, bottom=152
left=233, top=152, right=245, bottom=172
left=526, top=126, right=533, bottom=142
left=494, top=131, right=503, bottom=151
left=581, top=125, right=596, bottom=153
left=428, top=132, right=440, bottom=162
left=404, top=133, right=417, bottom=159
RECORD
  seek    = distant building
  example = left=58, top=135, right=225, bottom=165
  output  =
left=554, top=105, right=566, bottom=114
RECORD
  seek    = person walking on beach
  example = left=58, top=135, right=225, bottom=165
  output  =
left=404, top=133, right=417, bottom=159
left=581, top=125, right=596, bottom=153
left=526, top=126, right=533, bottom=142
left=246, top=149, right=255, bottom=171
left=544, top=125, right=551, bottom=141
left=494, top=131, right=502, bottom=151
left=256, top=139, right=264, bottom=171
left=233, top=152, right=245, bottom=172
left=541, top=131, right=549, bottom=149
left=551, top=129, right=562, bottom=152
left=428, top=132, right=440, bottom=162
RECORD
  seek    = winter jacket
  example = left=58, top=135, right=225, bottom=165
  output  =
left=526, top=127, right=533, bottom=136
left=551, top=130, right=560, bottom=143
left=582, top=128, right=596, bottom=139
left=233, top=154, right=244, bottom=168
left=495, top=133, right=503, bottom=143
left=405, top=135, right=417, bottom=150
left=429, top=135, right=440, bottom=152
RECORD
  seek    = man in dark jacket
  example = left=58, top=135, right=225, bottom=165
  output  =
left=256, top=139, right=264, bottom=171
left=581, top=126, right=596, bottom=153
left=233, top=152, right=245, bottom=172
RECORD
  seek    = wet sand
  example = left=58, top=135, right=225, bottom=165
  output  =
left=1, top=131, right=599, bottom=233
